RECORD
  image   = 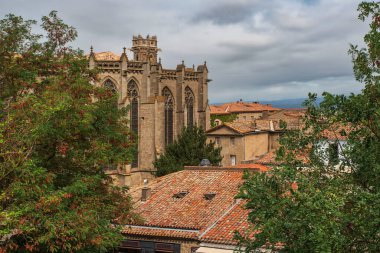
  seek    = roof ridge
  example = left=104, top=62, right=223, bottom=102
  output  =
left=199, top=199, right=241, bottom=238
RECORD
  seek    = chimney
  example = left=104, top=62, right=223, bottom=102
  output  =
left=269, top=120, right=274, bottom=131
left=141, top=179, right=151, bottom=202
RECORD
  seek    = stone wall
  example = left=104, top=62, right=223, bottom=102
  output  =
left=90, top=41, right=209, bottom=186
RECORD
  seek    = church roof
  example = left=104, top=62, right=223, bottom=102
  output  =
left=93, top=51, right=120, bottom=61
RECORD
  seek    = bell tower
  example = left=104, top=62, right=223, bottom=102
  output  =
left=131, top=35, right=159, bottom=64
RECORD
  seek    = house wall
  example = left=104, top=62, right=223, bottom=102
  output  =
left=235, top=112, right=263, bottom=121
left=243, top=133, right=270, bottom=161
left=207, top=132, right=278, bottom=166
left=121, top=236, right=199, bottom=253
left=269, top=132, right=281, bottom=150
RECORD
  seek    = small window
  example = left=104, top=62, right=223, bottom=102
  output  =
left=328, top=142, right=339, bottom=165
left=243, top=116, right=246, bottom=121
left=251, top=116, right=255, bottom=120
left=215, top=137, right=220, bottom=145
left=230, top=137, right=235, bottom=145
left=230, top=155, right=236, bottom=166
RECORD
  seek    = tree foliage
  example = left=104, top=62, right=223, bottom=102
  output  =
left=210, top=113, right=238, bottom=128
left=237, top=2, right=380, bottom=252
left=0, top=12, right=138, bottom=252
left=154, top=125, right=222, bottom=177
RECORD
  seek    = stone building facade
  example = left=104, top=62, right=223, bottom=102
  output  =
left=89, top=35, right=210, bottom=186
left=206, top=121, right=281, bottom=166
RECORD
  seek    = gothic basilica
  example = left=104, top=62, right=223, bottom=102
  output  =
left=89, top=35, right=210, bottom=186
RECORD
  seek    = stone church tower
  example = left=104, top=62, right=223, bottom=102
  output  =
left=89, top=35, right=210, bottom=186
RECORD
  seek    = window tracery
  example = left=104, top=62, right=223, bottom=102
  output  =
left=185, top=87, right=194, bottom=126
left=103, top=79, right=117, bottom=93
left=162, top=87, right=174, bottom=146
left=128, top=80, right=139, bottom=168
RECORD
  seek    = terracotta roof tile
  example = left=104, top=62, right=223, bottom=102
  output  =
left=210, top=101, right=280, bottom=115
left=207, top=120, right=280, bottom=135
left=200, top=201, right=253, bottom=245
left=123, top=167, right=268, bottom=245
left=227, top=163, right=270, bottom=172
left=321, top=125, right=352, bottom=140
left=224, top=121, right=256, bottom=134
left=256, top=150, right=277, bottom=165
left=122, top=226, right=199, bottom=240
left=255, top=150, right=310, bottom=165
left=128, top=169, right=246, bottom=230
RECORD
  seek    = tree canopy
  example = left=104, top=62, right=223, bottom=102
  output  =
left=0, top=12, right=137, bottom=252
left=237, top=2, right=380, bottom=252
left=154, top=125, right=222, bottom=177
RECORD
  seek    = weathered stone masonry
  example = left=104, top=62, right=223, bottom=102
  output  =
left=89, top=35, right=210, bottom=186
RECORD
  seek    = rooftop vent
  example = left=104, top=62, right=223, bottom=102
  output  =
left=141, top=179, right=151, bottom=202
left=199, top=159, right=211, bottom=166
left=173, top=191, right=189, bottom=199
left=204, top=192, right=216, bottom=200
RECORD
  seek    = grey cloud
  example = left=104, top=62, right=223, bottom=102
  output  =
left=191, top=1, right=258, bottom=25
left=0, top=0, right=368, bottom=103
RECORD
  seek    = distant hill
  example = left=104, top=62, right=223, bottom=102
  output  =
left=212, top=98, right=323, bottom=109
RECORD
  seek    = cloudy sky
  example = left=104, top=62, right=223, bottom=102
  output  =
left=0, top=0, right=368, bottom=103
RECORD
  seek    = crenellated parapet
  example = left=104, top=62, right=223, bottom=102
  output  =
left=161, top=69, right=177, bottom=80
left=126, top=61, right=144, bottom=74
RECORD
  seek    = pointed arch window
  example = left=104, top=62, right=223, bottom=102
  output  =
left=162, top=87, right=174, bottom=146
left=185, top=87, right=195, bottom=126
left=104, top=79, right=118, bottom=94
left=128, top=80, right=139, bottom=168
left=103, top=79, right=118, bottom=171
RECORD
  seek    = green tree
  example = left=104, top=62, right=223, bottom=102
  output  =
left=236, top=2, right=380, bottom=252
left=154, top=125, right=222, bottom=177
left=0, top=12, right=138, bottom=252
left=210, top=113, right=238, bottom=128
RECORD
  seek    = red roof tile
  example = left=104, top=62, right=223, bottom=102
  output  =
left=122, top=226, right=199, bottom=240
left=255, top=150, right=310, bottom=165
left=224, top=121, right=256, bottom=134
left=206, top=121, right=277, bottom=135
left=200, top=201, right=253, bottom=245
left=321, top=125, right=352, bottom=140
left=228, top=164, right=270, bottom=172
left=210, top=101, right=280, bottom=115
left=129, top=169, right=246, bottom=230
left=255, top=150, right=278, bottom=165
left=123, top=167, right=269, bottom=244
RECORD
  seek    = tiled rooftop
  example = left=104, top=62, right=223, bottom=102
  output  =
left=321, top=125, right=352, bottom=140
left=224, top=121, right=256, bottom=134
left=228, top=163, right=270, bottom=172
left=255, top=150, right=279, bottom=165
left=125, top=167, right=262, bottom=245
left=129, top=169, right=244, bottom=230
left=210, top=101, right=280, bottom=115
left=255, top=150, right=310, bottom=165
left=122, top=226, right=199, bottom=240
left=200, top=200, right=253, bottom=245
